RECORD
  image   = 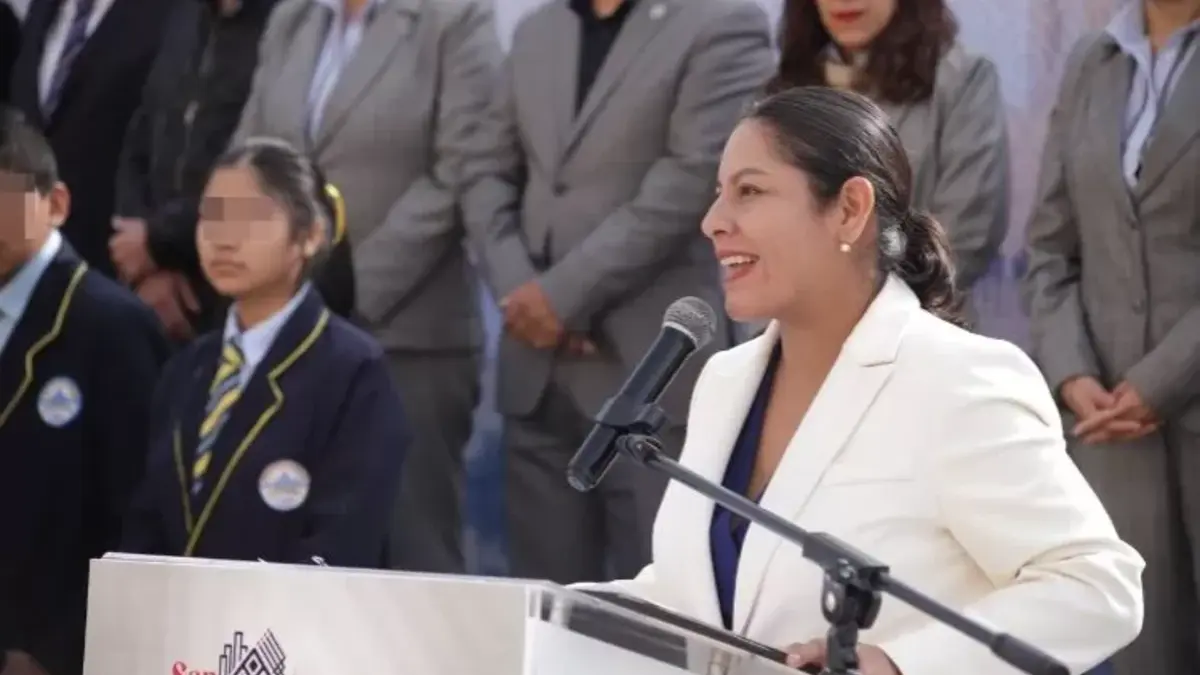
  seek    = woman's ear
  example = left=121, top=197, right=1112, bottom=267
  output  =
left=834, top=176, right=875, bottom=248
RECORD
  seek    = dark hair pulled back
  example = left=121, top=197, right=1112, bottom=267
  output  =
left=746, top=87, right=963, bottom=326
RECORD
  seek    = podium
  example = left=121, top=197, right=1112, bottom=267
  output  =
left=84, top=555, right=798, bottom=675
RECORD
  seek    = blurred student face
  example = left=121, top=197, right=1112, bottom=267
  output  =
left=197, top=164, right=306, bottom=299
left=815, top=0, right=898, bottom=52
left=702, top=120, right=875, bottom=322
left=0, top=171, right=68, bottom=278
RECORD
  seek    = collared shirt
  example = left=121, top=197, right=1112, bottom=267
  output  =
left=1106, top=3, right=1200, bottom=186
left=0, top=230, right=63, bottom=355
left=568, top=0, right=636, bottom=112
left=221, top=284, right=311, bottom=386
left=38, top=0, right=118, bottom=103
left=306, top=0, right=385, bottom=139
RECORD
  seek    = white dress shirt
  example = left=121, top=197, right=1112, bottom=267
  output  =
left=221, top=284, right=311, bottom=387
left=37, top=0, right=117, bottom=103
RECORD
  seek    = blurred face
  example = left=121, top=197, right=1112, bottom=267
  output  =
left=0, top=171, right=68, bottom=278
left=815, top=0, right=898, bottom=52
left=197, top=164, right=311, bottom=299
left=702, top=120, right=874, bottom=322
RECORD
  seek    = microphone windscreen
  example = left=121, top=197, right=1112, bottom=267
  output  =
left=663, top=297, right=717, bottom=349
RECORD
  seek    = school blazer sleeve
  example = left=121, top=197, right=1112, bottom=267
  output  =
left=1021, top=36, right=1102, bottom=397
left=930, top=53, right=1008, bottom=290
left=287, top=354, right=408, bottom=566
left=879, top=341, right=1144, bottom=675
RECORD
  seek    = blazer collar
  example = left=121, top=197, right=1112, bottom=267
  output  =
left=711, top=275, right=918, bottom=631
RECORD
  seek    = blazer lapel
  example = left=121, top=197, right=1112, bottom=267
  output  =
left=175, top=338, right=221, bottom=510
left=269, top=4, right=333, bottom=150
left=0, top=248, right=87, bottom=428
left=1090, top=46, right=1138, bottom=225
left=313, top=0, right=419, bottom=152
left=545, top=5, right=581, bottom=172
left=563, top=0, right=674, bottom=158
left=733, top=277, right=916, bottom=632
left=1135, top=50, right=1200, bottom=199
left=674, top=328, right=779, bottom=626
left=49, top=0, right=134, bottom=122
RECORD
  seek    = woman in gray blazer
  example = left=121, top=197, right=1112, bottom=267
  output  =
left=1023, top=2, right=1200, bottom=673
left=768, top=0, right=1008, bottom=324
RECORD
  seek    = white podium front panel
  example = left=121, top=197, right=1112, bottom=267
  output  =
left=85, top=555, right=799, bottom=675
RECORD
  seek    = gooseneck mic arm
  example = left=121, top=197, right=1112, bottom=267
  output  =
left=610, top=429, right=1068, bottom=675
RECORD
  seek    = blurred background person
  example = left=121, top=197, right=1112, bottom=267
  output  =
left=0, top=1, right=18, bottom=105
left=0, top=107, right=167, bottom=675
left=110, top=0, right=280, bottom=341
left=231, top=0, right=501, bottom=574
left=767, top=0, right=1008, bottom=329
left=1022, top=0, right=1200, bottom=673
left=120, top=139, right=406, bottom=567
left=6, top=0, right=175, bottom=277
left=460, top=0, right=774, bottom=584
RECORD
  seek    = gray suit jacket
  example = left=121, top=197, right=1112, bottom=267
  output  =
left=235, top=0, right=501, bottom=350
left=1023, top=32, right=1200, bottom=431
left=460, top=0, right=774, bottom=419
left=880, top=45, right=1009, bottom=297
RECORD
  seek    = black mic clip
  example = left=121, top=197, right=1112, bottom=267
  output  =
left=594, top=396, right=668, bottom=437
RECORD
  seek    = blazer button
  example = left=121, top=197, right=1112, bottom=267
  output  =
left=1132, top=298, right=1146, bottom=313
left=552, top=182, right=567, bottom=196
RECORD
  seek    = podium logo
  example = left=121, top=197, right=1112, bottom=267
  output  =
left=171, top=630, right=287, bottom=675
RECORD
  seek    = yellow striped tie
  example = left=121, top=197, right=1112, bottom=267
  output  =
left=193, top=340, right=244, bottom=493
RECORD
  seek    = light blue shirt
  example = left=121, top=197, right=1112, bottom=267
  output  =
left=1106, top=4, right=1200, bottom=186
left=0, top=230, right=63, bottom=356
left=221, top=284, right=312, bottom=387
left=306, top=0, right=385, bottom=140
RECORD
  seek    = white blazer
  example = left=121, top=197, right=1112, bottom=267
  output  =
left=608, top=276, right=1144, bottom=675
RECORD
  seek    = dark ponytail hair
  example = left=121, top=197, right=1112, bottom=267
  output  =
left=745, top=87, right=964, bottom=327
left=310, top=164, right=356, bottom=319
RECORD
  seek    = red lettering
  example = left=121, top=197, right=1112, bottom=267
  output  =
left=170, top=662, right=216, bottom=675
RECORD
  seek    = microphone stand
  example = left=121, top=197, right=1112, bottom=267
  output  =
left=608, top=408, right=1068, bottom=675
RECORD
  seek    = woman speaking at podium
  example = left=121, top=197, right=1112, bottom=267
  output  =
left=599, top=88, right=1145, bottom=675
left=121, top=139, right=407, bottom=567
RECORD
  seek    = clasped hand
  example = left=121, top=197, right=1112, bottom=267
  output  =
left=784, top=640, right=900, bottom=675
left=500, top=281, right=596, bottom=356
left=1062, top=376, right=1159, bottom=444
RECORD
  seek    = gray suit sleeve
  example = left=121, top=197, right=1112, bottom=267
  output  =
left=1021, top=38, right=1101, bottom=397
left=353, top=0, right=503, bottom=323
left=931, top=56, right=1009, bottom=290
left=1124, top=311, right=1200, bottom=417
left=537, top=1, right=774, bottom=325
left=459, top=27, right=538, bottom=300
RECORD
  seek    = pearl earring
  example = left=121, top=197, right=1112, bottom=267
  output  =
left=839, top=242, right=851, bottom=253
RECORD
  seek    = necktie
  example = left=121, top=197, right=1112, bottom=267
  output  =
left=42, top=0, right=97, bottom=117
left=193, top=339, right=244, bottom=494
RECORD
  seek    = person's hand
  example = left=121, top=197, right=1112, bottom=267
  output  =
left=2, top=650, right=50, bottom=675
left=562, top=333, right=598, bottom=357
left=1073, top=380, right=1159, bottom=444
left=137, top=271, right=199, bottom=341
left=501, top=281, right=564, bottom=349
left=110, top=216, right=154, bottom=284
left=785, top=640, right=900, bottom=675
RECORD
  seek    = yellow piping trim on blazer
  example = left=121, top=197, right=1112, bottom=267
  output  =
left=0, top=263, right=88, bottom=431
left=173, top=309, right=331, bottom=557
left=323, top=183, right=347, bottom=245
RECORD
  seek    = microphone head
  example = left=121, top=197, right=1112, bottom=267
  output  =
left=663, top=297, right=718, bottom=349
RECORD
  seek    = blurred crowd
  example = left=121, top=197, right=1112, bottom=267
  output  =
left=0, top=0, right=1197, bottom=674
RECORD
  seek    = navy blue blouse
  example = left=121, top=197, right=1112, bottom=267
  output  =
left=710, top=346, right=781, bottom=629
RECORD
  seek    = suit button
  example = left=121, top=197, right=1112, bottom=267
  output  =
left=552, top=182, right=567, bottom=196
left=1132, top=298, right=1145, bottom=313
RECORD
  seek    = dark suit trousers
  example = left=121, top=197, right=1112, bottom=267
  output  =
left=504, top=377, right=683, bottom=584
left=1071, top=425, right=1200, bottom=675
left=384, top=350, right=479, bottom=574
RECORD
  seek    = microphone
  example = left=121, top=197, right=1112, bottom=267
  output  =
left=567, top=297, right=718, bottom=492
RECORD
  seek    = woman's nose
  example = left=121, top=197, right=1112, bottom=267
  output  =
left=701, top=198, right=731, bottom=238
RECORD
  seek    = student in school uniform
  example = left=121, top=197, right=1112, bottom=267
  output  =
left=120, top=138, right=407, bottom=567
left=0, top=107, right=168, bottom=675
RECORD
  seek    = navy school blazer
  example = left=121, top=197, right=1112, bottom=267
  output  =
left=120, top=290, right=408, bottom=567
left=0, top=245, right=169, bottom=675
